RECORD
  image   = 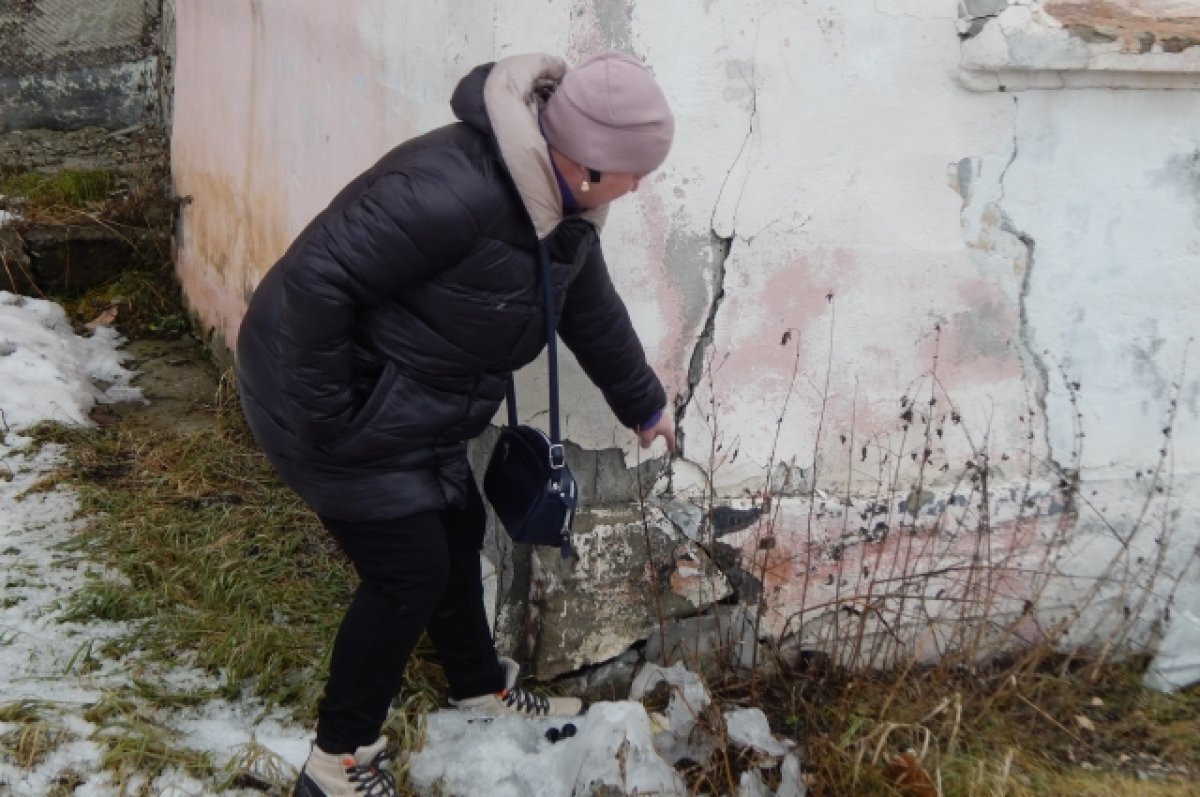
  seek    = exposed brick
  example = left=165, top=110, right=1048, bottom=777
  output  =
left=1045, top=0, right=1200, bottom=52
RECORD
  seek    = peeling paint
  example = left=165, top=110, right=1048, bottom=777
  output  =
left=1045, top=0, right=1200, bottom=52
left=960, top=0, right=1200, bottom=89
left=722, top=58, right=758, bottom=108
left=525, top=509, right=732, bottom=679
left=953, top=156, right=977, bottom=208
left=959, top=0, right=1011, bottom=38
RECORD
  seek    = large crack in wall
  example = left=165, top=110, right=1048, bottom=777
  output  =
left=670, top=43, right=759, bottom=489
left=669, top=113, right=761, bottom=491
left=672, top=231, right=731, bottom=471
left=994, top=94, right=1067, bottom=478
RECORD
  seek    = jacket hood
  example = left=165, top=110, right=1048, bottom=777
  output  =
left=452, top=53, right=606, bottom=240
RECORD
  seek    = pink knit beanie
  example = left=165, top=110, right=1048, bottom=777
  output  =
left=541, top=51, right=674, bottom=176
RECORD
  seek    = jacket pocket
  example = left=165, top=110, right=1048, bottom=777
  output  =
left=329, top=359, right=398, bottom=451
left=324, top=365, right=466, bottom=463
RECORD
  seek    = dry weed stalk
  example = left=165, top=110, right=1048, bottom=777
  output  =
left=636, top=298, right=1194, bottom=793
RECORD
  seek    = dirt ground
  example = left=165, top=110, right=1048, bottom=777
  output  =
left=95, top=335, right=225, bottom=435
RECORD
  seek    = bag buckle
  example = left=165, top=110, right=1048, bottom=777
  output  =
left=548, top=443, right=566, bottom=470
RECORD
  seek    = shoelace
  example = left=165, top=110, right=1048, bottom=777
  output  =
left=501, top=686, right=551, bottom=716
left=342, top=747, right=397, bottom=797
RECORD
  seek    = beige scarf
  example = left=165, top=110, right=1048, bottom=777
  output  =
left=483, top=53, right=608, bottom=241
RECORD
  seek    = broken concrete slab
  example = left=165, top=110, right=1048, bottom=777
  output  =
left=643, top=604, right=765, bottom=678
left=521, top=505, right=733, bottom=680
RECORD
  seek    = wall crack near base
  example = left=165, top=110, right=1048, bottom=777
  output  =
left=998, top=95, right=1061, bottom=474
left=672, top=232, right=730, bottom=481
left=671, top=44, right=759, bottom=486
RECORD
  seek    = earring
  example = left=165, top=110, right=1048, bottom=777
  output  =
left=579, top=179, right=590, bottom=193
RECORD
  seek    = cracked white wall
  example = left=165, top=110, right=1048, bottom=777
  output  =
left=173, top=0, right=1200, bottom=520
left=999, top=91, right=1200, bottom=476
left=487, top=0, right=1199, bottom=500
left=173, top=0, right=1200, bottom=676
left=506, top=1, right=1039, bottom=498
left=487, top=0, right=1200, bottom=675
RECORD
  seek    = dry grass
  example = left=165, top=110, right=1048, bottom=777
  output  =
left=710, top=651, right=1199, bottom=795
left=38, top=384, right=355, bottom=717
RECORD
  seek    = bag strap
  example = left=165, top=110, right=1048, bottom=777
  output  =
left=504, top=243, right=565, bottom=467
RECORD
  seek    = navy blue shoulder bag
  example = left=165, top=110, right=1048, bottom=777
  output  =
left=483, top=244, right=578, bottom=559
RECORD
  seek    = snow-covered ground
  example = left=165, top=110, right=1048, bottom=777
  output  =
left=0, top=291, right=802, bottom=796
left=0, top=291, right=311, bottom=795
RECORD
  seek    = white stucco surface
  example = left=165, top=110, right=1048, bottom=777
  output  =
left=1003, top=90, right=1200, bottom=476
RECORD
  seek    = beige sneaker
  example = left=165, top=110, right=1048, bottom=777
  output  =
left=451, top=657, right=584, bottom=718
left=292, top=735, right=396, bottom=797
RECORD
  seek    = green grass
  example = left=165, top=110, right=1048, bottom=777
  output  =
left=58, top=577, right=160, bottom=624
left=0, top=168, right=113, bottom=209
left=0, top=162, right=174, bottom=233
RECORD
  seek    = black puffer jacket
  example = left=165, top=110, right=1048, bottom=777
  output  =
left=236, top=58, right=665, bottom=522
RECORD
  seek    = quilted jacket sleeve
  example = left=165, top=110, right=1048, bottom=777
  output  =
left=557, top=243, right=667, bottom=429
left=278, top=165, right=484, bottom=446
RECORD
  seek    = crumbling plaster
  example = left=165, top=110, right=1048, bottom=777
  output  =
left=960, top=0, right=1200, bottom=88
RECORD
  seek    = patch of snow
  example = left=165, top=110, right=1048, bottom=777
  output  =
left=409, top=702, right=687, bottom=797
left=726, top=707, right=792, bottom=758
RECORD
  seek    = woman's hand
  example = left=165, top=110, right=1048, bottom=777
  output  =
left=636, top=411, right=677, bottom=454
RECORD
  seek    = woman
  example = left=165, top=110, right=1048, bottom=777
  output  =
left=236, top=50, right=676, bottom=797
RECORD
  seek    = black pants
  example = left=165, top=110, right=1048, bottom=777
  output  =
left=315, top=478, right=506, bottom=753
